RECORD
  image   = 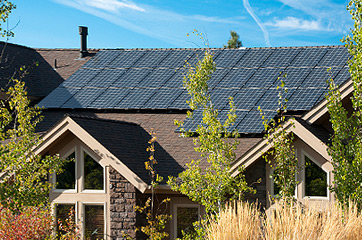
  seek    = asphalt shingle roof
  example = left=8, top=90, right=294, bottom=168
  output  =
left=39, top=46, right=351, bottom=134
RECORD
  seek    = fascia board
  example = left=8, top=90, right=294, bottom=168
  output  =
left=302, top=79, right=353, bottom=124
left=34, top=116, right=149, bottom=193
left=231, top=119, right=330, bottom=177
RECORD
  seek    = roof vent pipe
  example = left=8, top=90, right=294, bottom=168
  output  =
left=79, top=26, right=88, bottom=58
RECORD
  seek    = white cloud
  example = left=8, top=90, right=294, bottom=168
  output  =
left=266, top=17, right=322, bottom=31
left=243, top=0, right=270, bottom=46
left=84, top=0, right=146, bottom=12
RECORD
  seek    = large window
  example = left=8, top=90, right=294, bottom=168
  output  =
left=174, top=204, right=200, bottom=238
left=56, top=151, right=76, bottom=190
left=304, top=155, right=328, bottom=198
left=55, top=204, right=76, bottom=236
left=52, top=143, right=107, bottom=239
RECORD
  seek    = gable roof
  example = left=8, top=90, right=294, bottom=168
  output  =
left=230, top=118, right=332, bottom=177
left=0, top=41, right=97, bottom=99
left=34, top=115, right=152, bottom=192
left=39, top=46, right=351, bottom=134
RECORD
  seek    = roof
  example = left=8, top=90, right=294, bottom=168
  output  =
left=36, top=110, right=260, bottom=185
left=0, top=41, right=97, bottom=99
left=39, top=46, right=351, bottom=134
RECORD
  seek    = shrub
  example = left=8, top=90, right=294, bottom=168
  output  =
left=0, top=204, right=53, bottom=239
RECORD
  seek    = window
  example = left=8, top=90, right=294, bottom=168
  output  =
left=84, top=205, right=105, bottom=240
left=56, top=204, right=76, bottom=236
left=56, top=151, right=76, bottom=190
left=52, top=143, right=107, bottom=238
left=84, top=152, right=104, bottom=190
left=174, top=204, right=200, bottom=238
left=304, top=155, right=328, bottom=198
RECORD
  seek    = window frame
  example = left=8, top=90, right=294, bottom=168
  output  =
left=173, top=203, right=201, bottom=239
left=301, top=150, right=330, bottom=200
left=82, top=202, right=107, bottom=240
left=81, top=147, right=106, bottom=194
left=53, top=147, right=77, bottom=193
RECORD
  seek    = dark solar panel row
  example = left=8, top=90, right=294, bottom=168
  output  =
left=39, top=47, right=352, bottom=133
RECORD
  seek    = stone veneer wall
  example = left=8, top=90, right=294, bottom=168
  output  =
left=244, top=158, right=267, bottom=209
left=109, top=166, right=140, bottom=240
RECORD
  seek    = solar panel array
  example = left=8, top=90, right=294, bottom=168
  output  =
left=39, top=46, right=351, bottom=133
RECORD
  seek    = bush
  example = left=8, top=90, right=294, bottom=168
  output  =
left=0, top=204, right=53, bottom=239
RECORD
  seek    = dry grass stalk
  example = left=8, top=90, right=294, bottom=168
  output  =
left=205, top=201, right=261, bottom=240
left=205, top=200, right=362, bottom=240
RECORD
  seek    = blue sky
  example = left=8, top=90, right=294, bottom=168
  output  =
left=7, top=0, right=352, bottom=49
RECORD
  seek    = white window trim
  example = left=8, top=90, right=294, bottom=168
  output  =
left=301, top=150, right=330, bottom=200
left=173, top=203, right=200, bottom=239
left=82, top=202, right=107, bottom=240
left=53, top=147, right=77, bottom=193
left=81, top=147, right=106, bottom=194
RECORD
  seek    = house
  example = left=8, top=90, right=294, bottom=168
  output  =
left=1, top=32, right=352, bottom=239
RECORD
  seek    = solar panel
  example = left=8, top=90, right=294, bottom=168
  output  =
left=274, top=67, right=311, bottom=88
left=235, top=48, right=274, bottom=68
left=233, top=88, right=266, bottom=110
left=179, top=109, right=203, bottom=132
left=210, top=89, right=237, bottom=110
left=110, top=69, right=152, bottom=88
left=214, top=49, right=247, bottom=68
left=144, top=88, right=184, bottom=109
left=82, top=50, right=120, bottom=69
left=39, top=87, right=79, bottom=108
left=87, top=69, right=127, bottom=88
left=133, top=50, right=171, bottom=68
left=107, top=50, right=145, bottom=69
left=163, top=69, right=186, bottom=88
left=333, top=66, right=351, bottom=86
left=62, top=88, right=104, bottom=108
left=168, top=89, right=190, bottom=109
left=244, top=68, right=281, bottom=88
left=88, top=88, right=130, bottom=109
left=217, top=68, right=255, bottom=89
left=157, top=49, right=194, bottom=69
left=138, top=68, right=176, bottom=88
left=186, top=49, right=208, bottom=66
left=318, top=47, right=349, bottom=67
left=261, top=48, right=300, bottom=68
left=208, top=69, right=230, bottom=88
left=236, top=110, right=275, bottom=133
left=256, top=88, right=296, bottom=111
left=287, top=88, right=326, bottom=110
left=116, top=88, right=156, bottom=109
left=61, top=69, right=101, bottom=88
left=302, top=67, right=341, bottom=88
left=289, top=48, right=328, bottom=67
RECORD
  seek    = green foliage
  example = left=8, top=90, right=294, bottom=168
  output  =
left=0, top=73, right=63, bottom=211
left=168, top=45, right=253, bottom=216
left=326, top=0, right=362, bottom=208
left=259, top=79, right=298, bottom=200
left=224, top=30, right=242, bottom=49
left=0, top=0, right=15, bottom=38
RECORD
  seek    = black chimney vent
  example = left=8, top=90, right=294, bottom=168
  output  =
left=79, top=26, right=88, bottom=58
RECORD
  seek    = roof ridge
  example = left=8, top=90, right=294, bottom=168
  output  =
left=66, top=113, right=139, bottom=126
left=95, top=45, right=345, bottom=51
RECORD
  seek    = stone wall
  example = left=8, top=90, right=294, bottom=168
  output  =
left=109, top=166, right=139, bottom=240
left=244, top=158, right=267, bottom=209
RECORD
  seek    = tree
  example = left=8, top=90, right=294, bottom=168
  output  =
left=0, top=73, right=64, bottom=210
left=0, top=0, right=15, bottom=38
left=259, top=80, right=298, bottom=200
left=168, top=43, right=252, bottom=216
left=224, top=31, right=242, bottom=49
left=326, top=0, right=362, bottom=207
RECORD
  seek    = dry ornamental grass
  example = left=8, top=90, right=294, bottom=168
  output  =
left=205, top=200, right=362, bottom=240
